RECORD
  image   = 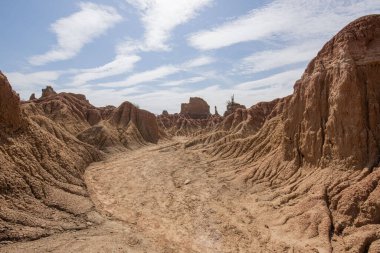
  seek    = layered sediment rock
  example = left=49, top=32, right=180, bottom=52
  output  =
left=185, top=15, right=380, bottom=252
left=110, top=102, right=159, bottom=144
left=41, top=85, right=57, bottom=98
left=0, top=80, right=160, bottom=241
left=180, top=97, right=211, bottom=119
left=282, top=14, right=380, bottom=169
left=223, top=96, right=246, bottom=117
left=0, top=72, right=23, bottom=131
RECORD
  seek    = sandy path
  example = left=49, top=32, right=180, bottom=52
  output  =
left=1, top=138, right=273, bottom=253
left=85, top=137, right=266, bottom=253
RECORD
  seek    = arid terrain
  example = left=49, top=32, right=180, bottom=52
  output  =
left=1, top=15, right=380, bottom=253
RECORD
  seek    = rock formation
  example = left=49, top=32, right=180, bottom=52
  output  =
left=157, top=97, right=223, bottom=136
left=1, top=14, right=379, bottom=253
left=41, top=85, right=57, bottom=98
left=0, top=79, right=159, bottom=241
left=0, top=81, right=102, bottom=241
left=180, top=97, right=211, bottom=119
left=282, top=15, right=380, bottom=169
left=184, top=15, right=380, bottom=252
left=0, top=72, right=23, bottom=131
left=110, top=101, right=159, bottom=144
left=223, top=95, right=246, bottom=117
left=29, top=93, right=36, bottom=100
left=214, top=106, right=219, bottom=116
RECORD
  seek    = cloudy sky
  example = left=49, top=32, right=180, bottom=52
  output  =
left=1, top=0, right=379, bottom=114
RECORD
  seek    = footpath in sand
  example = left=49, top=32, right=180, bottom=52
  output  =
left=2, top=138, right=279, bottom=253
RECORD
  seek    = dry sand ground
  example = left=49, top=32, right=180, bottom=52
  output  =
left=1, top=137, right=290, bottom=253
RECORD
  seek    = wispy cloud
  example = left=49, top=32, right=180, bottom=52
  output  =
left=70, top=55, right=141, bottom=86
left=64, top=1, right=214, bottom=87
left=29, top=2, right=122, bottom=65
left=99, top=65, right=180, bottom=87
left=124, top=0, right=213, bottom=52
left=160, top=76, right=206, bottom=87
left=6, top=71, right=62, bottom=98
left=58, top=86, right=142, bottom=107
left=238, top=41, right=322, bottom=74
left=97, top=55, right=215, bottom=88
left=120, top=79, right=297, bottom=114
left=236, top=68, right=304, bottom=90
left=188, top=0, right=380, bottom=50
left=182, top=56, right=215, bottom=68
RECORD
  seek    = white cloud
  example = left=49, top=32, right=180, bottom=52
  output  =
left=6, top=71, right=62, bottom=99
left=29, top=2, right=122, bottom=65
left=70, top=55, right=141, bottom=85
left=182, top=56, right=215, bottom=68
left=239, top=41, right=323, bottom=74
left=58, top=86, right=142, bottom=107
left=236, top=68, right=304, bottom=90
left=97, top=55, right=215, bottom=88
left=188, top=0, right=380, bottom=50
left=63, top=0, right=214, bottom=88
left=122, top=78, right=297, bottom=114
left=99, top=65, right=180, bottom=87
left=125, top=0, right=213, bottom=51
left=160, top=76, right=206, bottom=87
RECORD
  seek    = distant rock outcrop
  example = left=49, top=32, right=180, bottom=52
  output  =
left=180, top=97, right=211, bottom=119
left=223, top=95, right=246, bottom=117
left=110, top=102, right=159, bottom=144
left=41, top=85, right=57, bottom=98
left=214, top=106, right=219, bottom=116
left=158, top=97, right=222, bottom=136
left=29, top=93, right=36, bottom=100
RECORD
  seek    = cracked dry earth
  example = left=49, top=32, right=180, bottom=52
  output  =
left=1, top=137, right=285, bottom=253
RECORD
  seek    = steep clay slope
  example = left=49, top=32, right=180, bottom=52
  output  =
left=185, top=15, right=380, bottom=252
left=0, top=76, right=159, bottom=242
left=22, top=89, right=158, bottom=151
left=0, top=73, right=23, bottom=131
left=0, top=74, right=102, bottom=241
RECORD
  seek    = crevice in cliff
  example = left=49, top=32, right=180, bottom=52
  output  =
left=320, top=79, right=329, bottom=167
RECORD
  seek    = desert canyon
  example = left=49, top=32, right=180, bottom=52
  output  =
left=0, top=14, right=380, bottom=253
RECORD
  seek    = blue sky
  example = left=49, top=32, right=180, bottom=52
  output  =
left=1, top=0, right=379, bottom=114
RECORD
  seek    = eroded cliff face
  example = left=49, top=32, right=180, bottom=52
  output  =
left=283, top=15, right=380, bottom=168
left=182, top=15, right=380, bottom=252
left=0, top=79, right=160, bottom=241
left=0, top=85, right=102, bottom=241
left=0, top=72, right=23, bottom=131
left=110, top=102, right=159, bottom=144
left=180, top=97, right=211, bottom=119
